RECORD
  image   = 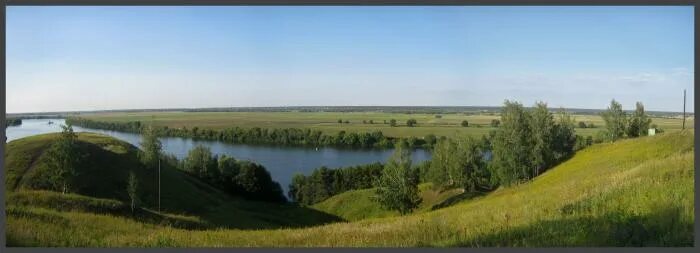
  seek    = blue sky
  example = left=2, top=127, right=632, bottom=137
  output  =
left=6, top=6, right=694, bottom=113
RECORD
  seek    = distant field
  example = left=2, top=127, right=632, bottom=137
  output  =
left=78, top=111, right=693, bottom=138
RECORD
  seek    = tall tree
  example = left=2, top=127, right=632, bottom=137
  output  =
left=139, top=125, right=162, bottom=170
left=601, top=99, right=627, bottom=141
left=552, top=108, right=577, bottom=162
left=375, top=142, right=421, bottom=215
left=183, top=144, right=213, bottom=178
left=451, top=137, right=489, bottom=192
left=528, top=102, right=555, bottom=178
left=127, top=171, right=139, bottom=213
left=627, top=102, right=652, bottom=138
left=428, top=139, right=453, bottom=189
left=490, top=100, right=534, bottom=186
left=45, top=124, right=81, bottom=194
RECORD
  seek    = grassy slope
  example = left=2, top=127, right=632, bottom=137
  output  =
left=312, top=183, right=470, bottom=221
left=7, top=131, right=694, bottom=247
left=4, top=133, right=341, bottom=231
left=79, top=111, right=692, bottom=138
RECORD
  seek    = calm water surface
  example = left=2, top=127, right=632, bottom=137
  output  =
left=6, top=119, right=431, bottom=194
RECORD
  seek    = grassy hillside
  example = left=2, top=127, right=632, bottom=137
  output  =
left=4, top=133, right=341, bottom=230
left=5, top=132, right=146, bottom=199
left=7, top=131, right=693, bottom=247
left=312, top=183, right=473, bottom=221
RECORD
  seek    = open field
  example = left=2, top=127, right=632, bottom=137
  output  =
left=77, top=111, right=693, bottom=138
left=6, top=131, right=694, bottom=247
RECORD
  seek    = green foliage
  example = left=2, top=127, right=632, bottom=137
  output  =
left=217, top=155, right=239, bottom=183
left=181, top=145, right=286, bottom=202
left=552, top=109, right=577, bottom=162
left=389, top=119, right=397, bottom=127
left=127, top=171, right=139, bottom=213
left=627, top=102, right=652, bottom=138
left=236, top=161, right=286, bottom=202
left=313, top=183, right=467, bottom=221
left=138, top=125, right=162, bottom=170
left=5, top=131, right=694, bottom=247
left=67, top=117, right=434, bottom=149
left=5, top=134, right=340, bottom=232
left=490, top=119, right=500, bottom=127
left=6, top=118, right=22, bottom=128
left=461, top=120, right=469, bottom=127
left=574, top=135, right=594, bottom=151
left=427, top=139, right=452, bottom=189
left=406, top=119, right=418, bottom=127
left=375, top=143, right=422, bottom=215
left=490, top=101, right=576, bottom=186
left=578, top=121, right=587, bottom=128
left=423, top=134, right=437, bottom=148
left=451, top=137, right=490, bottom=192
left=601, top=99, right=627, bottom=141
left=491, top=101, right=534, bottom=186
left=289, top=162, right=384, bottom=205
left=183, top=145, right=215, bottom=178
left=429, top=135, right=490, bottom=192
left=44, top=124, right=81, bottom=194
left=529, top=102, right=556, bottom=178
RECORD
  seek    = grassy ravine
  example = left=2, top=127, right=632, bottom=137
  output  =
left=312, top=183, right=471, bottom=221
left=4, top=133, right=342, bottom=231
left=6, top=131, right=693, bottom=247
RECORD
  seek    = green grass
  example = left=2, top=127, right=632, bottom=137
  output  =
left=6, top=131, right=694, bottom=247
left=78, top=111, right=692, bottom=139
left=4, top=133, right=342, bottom=231
left=311, top=183, right=471, bottom=221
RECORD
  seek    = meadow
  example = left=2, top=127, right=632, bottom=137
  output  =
left=6, top=130, right=694, bottom=247
left=77, top=111, right=693, bottom=139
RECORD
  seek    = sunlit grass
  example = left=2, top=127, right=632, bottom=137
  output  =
left=6, top=131, right=693, bottom=247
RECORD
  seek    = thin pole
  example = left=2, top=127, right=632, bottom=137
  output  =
left=158, top=158, right=161, bottom=212
left=682, top=89, right=686, bottom=130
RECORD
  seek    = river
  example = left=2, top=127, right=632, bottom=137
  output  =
left=5, top=118, right=432, bottom=194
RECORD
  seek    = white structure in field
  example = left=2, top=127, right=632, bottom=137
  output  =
left=648, top=128, right=656, bottom=136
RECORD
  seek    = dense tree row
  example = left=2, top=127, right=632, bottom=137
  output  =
left=288, top=162, right=384, bottom=205
left=134, top=126, right=286, bottom=203
left=173, top=145, right=286, bottom=202
left=490, top=101, right=578, bottom=186
left=66, top=117, right=437, bottom=149
left=426, top=136, right=492, bottom=192
left=5, top=118, right=22, bottom=128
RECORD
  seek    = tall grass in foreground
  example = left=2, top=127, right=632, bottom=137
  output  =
left=6, top=131, right=694, bottom=247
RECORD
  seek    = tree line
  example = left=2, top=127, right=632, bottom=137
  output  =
left=139, top=125, right=287, bottom=203
left=172, top=145, right=287, bottom=202
left=65, top=117, right=437, bottom=149
left=5, top=118, right=22, bottom=128
left=288, top=162, right=384, bottom=205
